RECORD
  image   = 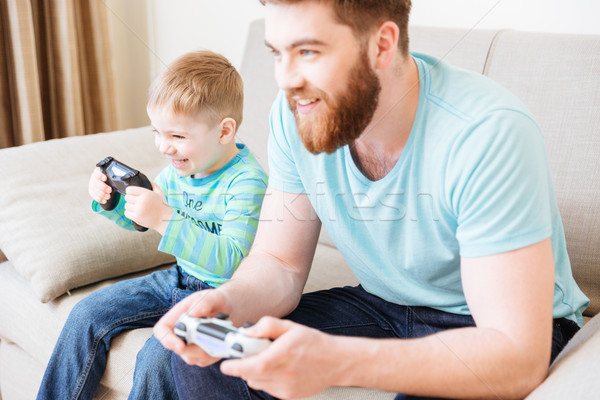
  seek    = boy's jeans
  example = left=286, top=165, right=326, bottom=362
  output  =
left=36, top=264, right=211, bottom=400
left=171, top=285, right=580, bottom=400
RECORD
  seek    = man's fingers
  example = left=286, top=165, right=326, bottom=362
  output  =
left=245, top=316, right=295, bottom=339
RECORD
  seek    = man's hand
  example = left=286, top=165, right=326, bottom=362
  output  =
left=153, top=289, right=232, bottom=367
left=221, top=317, right=341, bottom=399
left=124, top=184, right=172, bottom=234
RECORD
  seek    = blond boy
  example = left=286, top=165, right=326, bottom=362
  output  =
left=37, top=51, right=267, bottom=400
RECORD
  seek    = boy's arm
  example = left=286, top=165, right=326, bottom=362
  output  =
left=92, top=195, right=138, bottom=231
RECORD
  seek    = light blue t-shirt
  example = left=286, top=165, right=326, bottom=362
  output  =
left=267, top=53, right=589, bottom=325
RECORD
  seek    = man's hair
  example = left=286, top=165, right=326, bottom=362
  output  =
left=259, top=0, right=412, bottom=55
left=147, top=50, right=243, bottom=129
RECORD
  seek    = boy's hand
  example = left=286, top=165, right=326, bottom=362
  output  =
left=124, top=184, right=172, bottom=234
left=89, top=167, right=112, bottom=204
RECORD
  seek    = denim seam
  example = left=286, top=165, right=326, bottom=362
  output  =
left=71, top=309, right=170, bottom=400
left=172, top=288, right=180, bottom=306
left=406, top=307, right=413, bottom=338
left=316, top=320, right=386, bottom=333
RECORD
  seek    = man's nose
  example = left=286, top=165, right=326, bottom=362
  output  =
left=276, top=57, right=304, bottom=91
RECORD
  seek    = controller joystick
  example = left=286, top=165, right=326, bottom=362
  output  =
left=95, top=156, right=153, bottom=232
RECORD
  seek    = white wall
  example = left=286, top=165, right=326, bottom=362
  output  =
left=106, top=0, right=600, bottom=130
left=147, top=0, right=600, bottom=74
left=410, top=0, right=600, bottom=35
left=147, top=1, right=265, bottom=77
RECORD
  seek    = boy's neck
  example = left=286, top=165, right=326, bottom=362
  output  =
left=192, top=142, right=240, bottom=179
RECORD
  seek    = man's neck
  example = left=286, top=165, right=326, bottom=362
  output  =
left=350, top=56, right=420, bottom=181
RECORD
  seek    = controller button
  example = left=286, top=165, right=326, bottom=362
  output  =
left=216, top=313, right=229, bottom=320
left=175, top=322, right=187, bottom=332
left=231, top=343, right=243, bottom=353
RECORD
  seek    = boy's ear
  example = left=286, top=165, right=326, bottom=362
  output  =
left=218, top=117, right=237, bottom=144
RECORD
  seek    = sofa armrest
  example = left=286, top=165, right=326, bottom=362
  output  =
left=526, top=314, right=600, bottom=399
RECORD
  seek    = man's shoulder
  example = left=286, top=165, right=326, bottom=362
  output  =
left=413, top=52, right=534, bottom=123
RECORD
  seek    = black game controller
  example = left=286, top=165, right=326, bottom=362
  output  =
left=96, top=156, right=153, bottom=232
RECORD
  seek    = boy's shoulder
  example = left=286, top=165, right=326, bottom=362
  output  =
left=229, top=144, right=268, bottom=183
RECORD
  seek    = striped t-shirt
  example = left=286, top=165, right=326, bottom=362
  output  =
left=93, top=143, right=268, bottom=286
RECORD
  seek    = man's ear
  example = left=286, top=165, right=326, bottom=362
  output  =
left=218, top=117, right=237, bottom=144
left=372, top=21, right=400, bottom=69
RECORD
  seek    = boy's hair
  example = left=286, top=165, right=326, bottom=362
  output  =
left=259, top=0, right=412, bottom=55
left=147, top=50, right=243, bottom=129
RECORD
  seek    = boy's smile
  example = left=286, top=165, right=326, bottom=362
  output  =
left=147, top=108, right=238, bottom=179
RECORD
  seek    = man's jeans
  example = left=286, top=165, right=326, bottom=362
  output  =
left=36, top=264, right=211, bottom=400
left=171, top=285, right=580, bottom=400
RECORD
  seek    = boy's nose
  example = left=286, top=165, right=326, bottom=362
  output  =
left=158, top=140, right=175, bottom=155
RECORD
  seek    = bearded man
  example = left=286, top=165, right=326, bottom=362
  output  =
left=155, top=1, right=588, bottom=399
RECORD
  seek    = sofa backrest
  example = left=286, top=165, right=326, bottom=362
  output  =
left=238, top=20, right=600, bottom=317
left=484, top=31, right=600, bottom=317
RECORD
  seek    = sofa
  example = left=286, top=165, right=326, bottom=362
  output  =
left=1, top=20, right=599, bottom=400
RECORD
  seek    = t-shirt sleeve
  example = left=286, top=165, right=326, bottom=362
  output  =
left=267, top=90, right=306, bottom=194
left=446, top=110, right=554, bottom=257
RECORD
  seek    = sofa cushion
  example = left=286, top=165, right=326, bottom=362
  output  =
left=0, top=128, right=175, bottom=302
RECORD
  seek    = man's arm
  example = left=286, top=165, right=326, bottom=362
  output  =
left=222, top=238, right=555, bottom=399
left=153, top=186, right=322, bottom=360
left=220, top=186, right=322, bottom=324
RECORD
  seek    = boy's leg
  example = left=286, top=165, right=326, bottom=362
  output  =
left=129, top=335, right=178, bottom=400
left=37, top=265, right=182, bottom=400
left=128, top=273, right=214, bottom=400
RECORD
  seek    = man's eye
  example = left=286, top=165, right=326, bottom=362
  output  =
left=300, top=49, right=316, bottom=57
left=269, top=49, right=281, bottom=59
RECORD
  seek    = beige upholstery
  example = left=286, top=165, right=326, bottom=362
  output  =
left=483, top=31, right=600, bottom=316
left=0, top=129, right=175, bottom=302
left=0, top=22, right=599, bottom=400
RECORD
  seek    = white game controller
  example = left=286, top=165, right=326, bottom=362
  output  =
left=174, top=313, right=271, bottom=358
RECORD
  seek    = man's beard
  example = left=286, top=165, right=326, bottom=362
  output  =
left=286, top=49, right=381, bottom=155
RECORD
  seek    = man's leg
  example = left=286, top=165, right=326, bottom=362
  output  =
left=37, top=266, right=182, bottom=400
left=169, top=285, right=408, bottom=400
left=168, top=285, right=578, bottom=400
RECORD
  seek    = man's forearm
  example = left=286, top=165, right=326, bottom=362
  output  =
left=333, top=326, right=548, bottom=399
left=219, top=252, right=308, bottom=326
